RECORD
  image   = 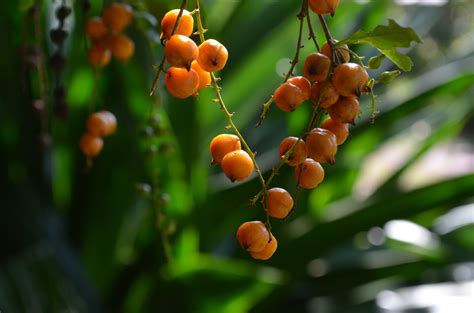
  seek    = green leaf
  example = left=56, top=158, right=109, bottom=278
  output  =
left=337, top=19, right=422, bottom=71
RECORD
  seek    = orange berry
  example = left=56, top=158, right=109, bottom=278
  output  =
left=303, top=52, right=331, bottom=83
left=161, top=9, right=194, bottom=40
left=332, top=63, right=369, bottom=97
left=306, top=128, right=338, bottom=164
left=87, top=111, right=117, bottom=137
left=85, top=17, right=108, bottom=40
left=321, top=41, right=350, bottom=63
left=102, top=3, right=133, bottom=33
left=250, top=234, right=277, bottom=260
left=88, top=43, right=111, bottom=68
left=165, top=67, right=200, bottom=99
left=191, top=60, right=211, bottom=90
left=308, top=0, right=340, bottom=15
left=164, top=34, right=198, bottom=69
left=310, top=81, right=340, bottom=109
left=327, top=96, right=360, bottom=124
left=287, top=76, right=311, bottom=100
left=221, top=150, right=254, bottom=182
left=209, top=134, right=241, bottom=165
left=274, top=82, right=306, bottom=112
left=321, top=118, right=349, bottom=145
left=236, top=221, right=270, bottom=253
left=279, top=136, right=307, bottom=166
left=265, top=188, right=294, bottom=219
left=197, top=39, right=229, bottom=72
left=79, top=133, right=103, bottom=157
left=295, top=158, right=325, bottom=189
left=109, top=34, right=135, bottom=62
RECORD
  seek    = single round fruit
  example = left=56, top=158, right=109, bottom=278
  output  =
left=209, top=134, right=241, bottom=165
left=287, top=76, right=311, bottom=100
left=265, top=188, right=294, bottom=219
left=221, top=150, right=254, bottom=182
left=102, top=3, right=133, bottom=33
left=191, top=60, right=211, bottom=90
left=321, top=118, right=349, bottom=145
left=165, top=67, right=200, bottom=99
left=310, top=81, right=340, bottom=109
left=164, top=34, right=198, bottom=69
left=279, top=136, right=307, bottom=166
left=295, top=158, right=325, bottom=189
left=303, top=52, right=331, bottom=83
left=236, top=221, right=270, bottom=253
left=321, top=41, right=350, bottom=63
left=161, top=9, right=194, bottom=40
left=197, top=39, right=228, bottom=72
left=274, top=82, right=306, bottom=112
left=109, top=34, right=135, bottom=62
left=87, top=111, right=117, bottom=137
left=88, top=43, right=111, bottom=68
left=327, top=96, right=360, bottom=124
left=308, top=0, right=340, bottom=15
left=332, top=63, right=369, bottom=97
left=79, top=133, right=103, bottom=157
left=85, top=17, right=108, bottom=40
left=306, top=128, right=338, bottom=164
left=250, top=234, right=277, bottom=260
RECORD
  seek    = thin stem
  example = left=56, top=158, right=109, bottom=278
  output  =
left=305, top=6, right=320, bottom=51
left=317, top=14, right=334, bottom=47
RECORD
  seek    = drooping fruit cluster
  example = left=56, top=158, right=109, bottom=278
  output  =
left=160, top=9, right=228, bottom=98
left=79, top=111, right=117, bottom=158
left=85, top=3, right=135, bottom=67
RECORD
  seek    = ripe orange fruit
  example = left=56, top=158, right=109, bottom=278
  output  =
left=197, top=39, right=229, bottom=72
left=250, top=234, right=277, bottom=260
left=102, top=3, right=133, bottom=33
left=109, top=34, right=135, bottom=62
left=327, top=96, right=360, bottom=124
left=79, top=133, right=103, bottom=157
left=85, top=17, right=108, bottom=40
left=221, top=150, right=254, bottom=182
left=310, top=81, right=340, bottom=109
left=161, top=9, right=194, bottom=40
left=332, top=63, right=369, bottom=97
left=308, top=0, right=340, bottom=15
left=209, top=134, right=241, bottom=165
left=279, top=136, right=307, bottom=166
left=303, top=52, right=331, bottom=83
left=165, top=67, right=200, bottom=99
left=88, top=43, right=111, bottom=68
left=191, top=60, right=211, bottom=90
left=295, top=158, right=325, bottom=189
left=236, top=221, right=270, bottom=253
left=274, top=82, right=306, bottom=112
left=287, top=76, right=311, bottom=99
left=321, top=41, right=350, bottom=63
left=321, top=118, right=349, bottom=145
left=87, top=111, right=117, bottom=137
left=265, top=188, right=294, bottom=219
left=306, top=128, right=338, bottom=164
left=164, top=34, right=198, bottom=69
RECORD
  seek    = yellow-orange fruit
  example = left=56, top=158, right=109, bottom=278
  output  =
left=295, top=158, right=325, bottom=189
left=102, top=3, right=133, bottom=33
left=274, top=82, right=306, bottom=112
left=265, top=188, right=294, bottom=219
left=327, top=96, right=360, bottom=125
left=221, top=150, right=254, bottom=182
left=161, top=9, right=194, bottom=40
left=306, top=128, right=338, bottom=164
left=321, top=118, right=349, bottom=145
left=209, top=134, right=241, bottom=165
left=236, top=221, right=270, bottom=253
left=87, top=111, right=117, bottom=137
left=310, top=81, right=340, bottom=109
left=164, top=34, right=198, bottom=69
left=250, top=234, right=278, bottom=260
left=303, top=52, right=331, bottom=83
left=79, top=133, right=103, bottom=157
left=88, top=43, right=111, bottom=68
left=308, top=0, right=340, bottom=15
left=85, top=17, right=108, bottom=40
left=109, top=34, right=135, bottom=62
left=165, top=67, right=200, bottom=99
left=197, top=39, right=228, bottom=72
left=191, top=60, right=211, bottom=90
left=332, top=63, right=369, bottom=97
left=287, top=76, right=311, bottom=100
left=321, top=41, right=350, bottom=63
left=279, top=136, right=307, bottom=166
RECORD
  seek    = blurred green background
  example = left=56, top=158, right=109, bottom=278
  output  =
left=1, top=0, right=473, bottom=312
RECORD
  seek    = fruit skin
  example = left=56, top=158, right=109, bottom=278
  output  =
left=250, top=234, right=277, bottom=260
left=209, top=134, right=241, bottom=165
left=165, top=67, right=200, bottom=99
left=306, top=128, right=338, bottom=164
left=88, top=43, right=111, bottom=68
left=279, top=136, right=307, bottom=166
left=221, top=150, right=254, bottom=182
left=165, top=34, right=199, bottom=69
left=321, top=118, right=349, bottom=145
left=308, top=0, right=340, bottom=15
left=87, top=111, right=117, bottom=137
left=274, top=82, right=306, bottom=112
left=191, top=60, right=211, bottom=90
left=303, top=52, right=331, bottom=83
left=265, top=188, right=294, bottom=219
left=197, top=39, right=228, bottom=72
left=102, top=3, right=133, bottom=33
left=79, top=133, right=103, bottom=157
left=321, top=41, right=350, bottom=63
left=85, top=17, right=108, bottom=40
left=109, top=34, right=135, bottom=62
left=295, top=158, right=325, bottom=189
left=332, top=63, right=369, bottom=97
left=236, top=221, right=270, bottom=253
left=161, top=9, right=194, bottom=40
left=327, top=96, right=360, bottom=125
left=310, top=81, right=339, bottom=109
left=287, top=76, right=311, bottom=100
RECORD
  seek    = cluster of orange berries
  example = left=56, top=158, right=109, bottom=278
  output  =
left=79, top=111, right=117, bottom=158
left=85, top=3, right=135, bottom=67
left=160, top=9, right=228, bottom=98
